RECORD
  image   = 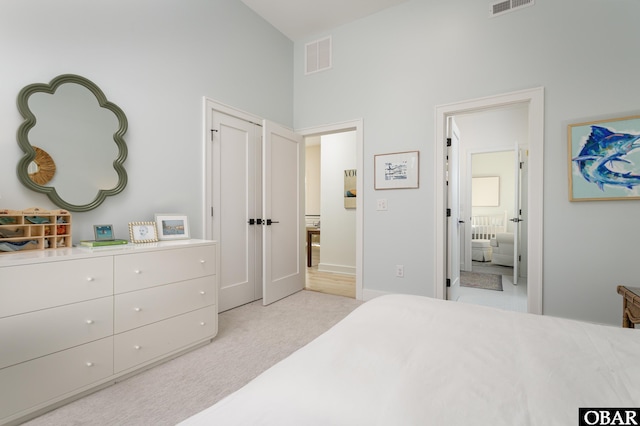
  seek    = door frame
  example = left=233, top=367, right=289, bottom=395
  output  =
left=297, top=119, right=364, bottom=301
left=435, top=87, right=544, bottom=314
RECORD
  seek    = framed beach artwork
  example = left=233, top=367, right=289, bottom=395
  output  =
left=568, top=114, right=640, bottom=201
left=155, top=214, right=190, bottom=240
left=93, top=224, right=114, bottom=241
left=374, top=151, right=419, bottom=190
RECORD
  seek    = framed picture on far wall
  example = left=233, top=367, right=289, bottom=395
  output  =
left=155, top=214, right=190, bottom=240
left=374, top=151, right=420, bottom=190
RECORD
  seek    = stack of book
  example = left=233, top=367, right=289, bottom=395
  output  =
left=78, top=239, right=129, bottom=247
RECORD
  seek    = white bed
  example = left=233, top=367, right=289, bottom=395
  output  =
left=180, top=294, right=640, bottom=425
left=471, top=211, right=508, bottom=262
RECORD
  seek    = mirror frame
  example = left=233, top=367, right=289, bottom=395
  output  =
left=16, top=74, right=128, bottom=212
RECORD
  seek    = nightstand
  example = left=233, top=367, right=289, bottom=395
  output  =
left=616, top=285, right=640, bottom=328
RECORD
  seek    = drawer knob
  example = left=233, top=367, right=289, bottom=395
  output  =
left=134, top=345, right=141, bottom=350
left=86, top=277, right=95, bottom=282
left=134, top=269, right=142, bottom=274
left=199, top=291, right=206, bottom=295
left=86, top=362, right=94, bottom=367
left=86, top=319, right=94, bottom=325
left=134, top=307, right=142, bottom=312
left=200, top=259, right=206, bottom=264
left=200, top=322, right=206, bottom=326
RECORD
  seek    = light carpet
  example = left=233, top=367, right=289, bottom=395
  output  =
left=24, top=290, right=362, bottom=426
left=460, top=271, right=503, bottom=291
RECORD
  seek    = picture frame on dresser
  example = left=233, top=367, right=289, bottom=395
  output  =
left=155, top=214, right=190, bottom=240
left=93, top=224, right=114, bottom=241
left=128, top=221, right=158, bottom=243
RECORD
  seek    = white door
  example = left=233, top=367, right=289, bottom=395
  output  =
left=446, top=118, right=461, bottom=301
left=262, top=120, right=305, bottom=305
left=512, top=144, right=522, bottom=285
left=210, top=111, right=262, bottom=312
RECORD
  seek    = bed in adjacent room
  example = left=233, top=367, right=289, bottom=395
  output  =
left=471, top=211, right=508, bottom=262
left=179, top=294, right=640, bottom=425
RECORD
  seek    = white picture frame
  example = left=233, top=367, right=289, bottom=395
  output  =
left=155, top=214, right=190, bottom=240
left=374, top=151, right=419, bottom=190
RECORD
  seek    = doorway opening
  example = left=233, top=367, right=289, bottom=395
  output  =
left=435, top=87, right=544, bottom=315
left=460, top=148, right=527, bottom=312
left=299, top=120, right=364, bottom=301
left=304, top=131, right=356, bottom=298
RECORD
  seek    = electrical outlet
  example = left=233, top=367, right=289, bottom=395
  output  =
left=376, top=199, right=388, bottom=211
left=396, top=265, right=404, bottom=278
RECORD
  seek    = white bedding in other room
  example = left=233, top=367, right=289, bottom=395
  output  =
left=179, top=294, right=640, bottom=426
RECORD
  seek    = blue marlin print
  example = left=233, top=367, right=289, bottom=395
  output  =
left=572, top=125, right=640, bottom=190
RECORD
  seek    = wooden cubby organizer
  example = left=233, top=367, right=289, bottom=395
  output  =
left=0, top=207, right=72, bottom=253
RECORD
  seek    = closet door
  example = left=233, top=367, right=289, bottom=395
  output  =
left=211, top=111, right=262, bottom=312
left=262, top=120, right=305, bottom=305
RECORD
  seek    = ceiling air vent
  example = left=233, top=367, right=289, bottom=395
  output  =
left=305, top=36, right=332, bottom=75
left=490, top=0, right=534, bottom=17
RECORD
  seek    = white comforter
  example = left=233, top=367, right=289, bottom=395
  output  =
left=180, top=294, right=640, bottom=425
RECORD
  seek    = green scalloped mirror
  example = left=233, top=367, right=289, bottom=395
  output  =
left=16, top=74, right=128, bottom=212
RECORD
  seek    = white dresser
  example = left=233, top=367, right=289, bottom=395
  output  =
left=0, top=239, right=218, bottom=426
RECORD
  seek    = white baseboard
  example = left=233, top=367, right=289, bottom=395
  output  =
left=317, top=263, right=355, bottom=275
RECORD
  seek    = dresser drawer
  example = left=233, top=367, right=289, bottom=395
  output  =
left=114, top=305, right=217, bottom=373
left=0, top=297, right=113, bottom=370
left=115, top=276, right=216, bottom=333
left=0, top=257, right=113, bottom=318
left=114, top=245, right=216, bottom=293
left=0, top=337, right=113, bottom=421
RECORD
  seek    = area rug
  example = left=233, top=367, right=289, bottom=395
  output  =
left=460, top=271, right=503, bottom=291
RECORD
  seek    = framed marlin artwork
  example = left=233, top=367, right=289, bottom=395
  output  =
left=568, top=114, right=640, bottom=201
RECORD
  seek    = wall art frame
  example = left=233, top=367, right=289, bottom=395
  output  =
left=154, top=214, right=190, bottom=240
left=128, top=221, right=158, bottom=243
left=374, top=150, right=419, bottom=190
left=568, top=114, right=640, bottom=201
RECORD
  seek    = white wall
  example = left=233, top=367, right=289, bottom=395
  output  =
left=293, top=0, right=640, bottom=325
left=3, top=0, right=639, bottom=325
left=305, top=142, right=321, bottom=216
left=471, top=151, right=515, bottom=228
left=319, top=132, right=356, bottom=274
left=0, top=0, right=293, bottom=242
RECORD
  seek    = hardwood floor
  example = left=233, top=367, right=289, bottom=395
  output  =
left=305, top=245, right=356, bottom=298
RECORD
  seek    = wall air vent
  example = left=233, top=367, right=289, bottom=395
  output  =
left=490, top=0, right=534, bottom=17
left=305, top=36, right=332, bottom=75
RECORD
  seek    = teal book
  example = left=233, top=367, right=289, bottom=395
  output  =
left=79, top=239, right=129, bottom=247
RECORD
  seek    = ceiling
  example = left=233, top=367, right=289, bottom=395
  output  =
left=240, top=0, right=408, bottom=41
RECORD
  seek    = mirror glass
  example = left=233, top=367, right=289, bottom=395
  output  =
left=17, top=74, right=128, bottom=212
